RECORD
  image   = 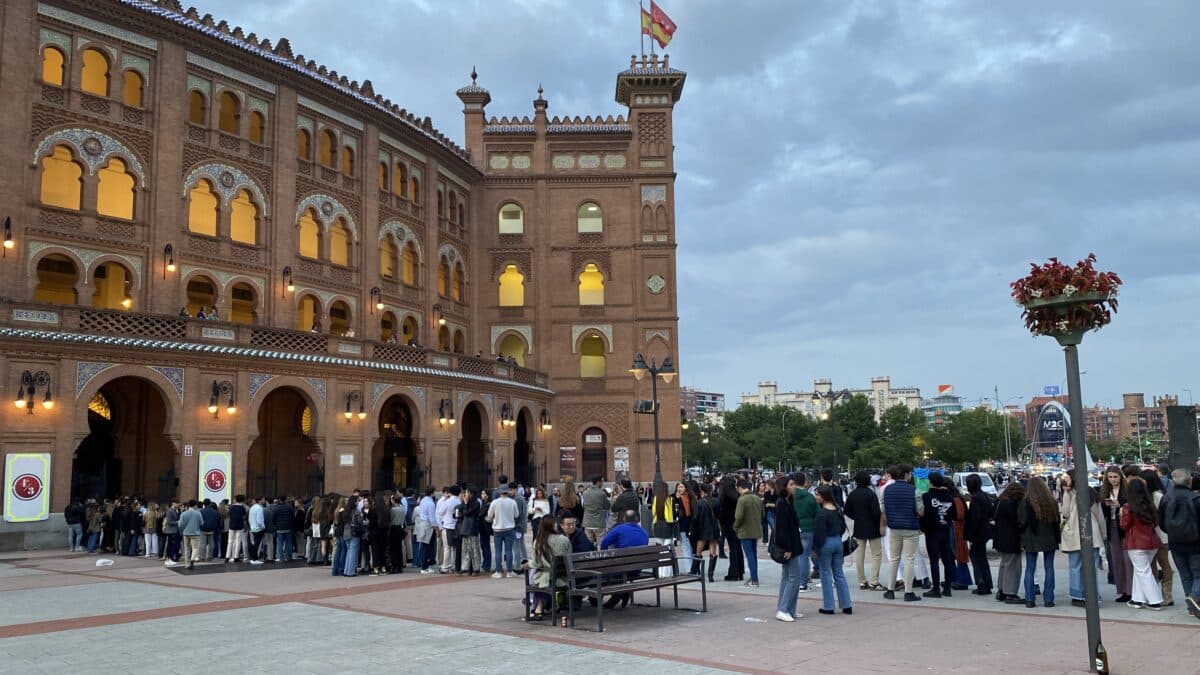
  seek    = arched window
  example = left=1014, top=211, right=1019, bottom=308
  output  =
left=92, top=261, right=132, bottom=311
left=341, top=145, right=355, bottom=177
left=498, top=264, right=524, bottom=307
left=380, top=311, right=397, bottom=342
left=452, top=262, right=464, bottom=302
left=437, top=325, right=450, bottom=351
left=578, top=202, right=603, bottom=233
left=379, top=235, right=397, bottom=279
left=34, top=254, right=78, bottom=305
left=188, top=90, right=207, bottom=125
left=453, top=329, right=465, bottom=354
left=229, top=282, right=256, bottom=325
left=329, top=300, right=351, bottom=336
left=296, top=128, right=311, bottom=160
left=218, top=91, right=239, bottom=134
left=248, top=111, right=265, bottom=144
left=448, top=191, right=458, bottom=222
left=401, top=241, right=418, bottom=286
left=41, top=46, right=65, bottom=86
left=410, top=176, right=420, bottom=203
left=579, top=263, right=605, bottom=305
left=230, top=189, right=258, bottom=245
left=498, top=334, right=527, bottom=367
left=437, top=258, right=449, bottom=296
left=185, top=276, right=217, bottom=317
left=377, top=161, right=387, bottom=190
left=297, top=294, right=320, bottom=332
left=498, top=203, right=524, bottom=234
left=394, top=164, right=407, bottom=197
left=401, top=316, right=418, bottom=345
left=96, top=157, right=135, bottom=220
left=80, top=48, right=109, bottom=96
left=39, top=145, right=82, bottom=210
left=122, top=71, right=143, bottom=107
left=437, top=190, right=444, bottom=219
left=298, top=208, right=320, bottom=259
left=187, top=179, right=218, bottom=236
left=580, top=333, right=606, bottom=378
left=319, top=129, right=336, bottom=168
left=330, top=217, right=351, bottom=266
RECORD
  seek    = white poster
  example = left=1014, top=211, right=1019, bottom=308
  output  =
left=4, top=453, right=51, bottom=522
left=198, top=451, right=231, bottom=503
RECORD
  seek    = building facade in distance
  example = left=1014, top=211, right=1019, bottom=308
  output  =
left=741, top=377, right=922, bottom=421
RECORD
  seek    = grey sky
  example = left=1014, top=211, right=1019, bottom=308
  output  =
left=196, top=0, right=1200, bottom=410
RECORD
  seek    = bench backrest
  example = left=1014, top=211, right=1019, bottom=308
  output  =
left=565, top=544, right=675, bottom=579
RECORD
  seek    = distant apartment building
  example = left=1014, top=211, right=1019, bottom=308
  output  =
left=921, top=385, right=964, bottom=428
left=741, top=377, right=922, bottom=422
left=680, top=387, right=726, bottom=421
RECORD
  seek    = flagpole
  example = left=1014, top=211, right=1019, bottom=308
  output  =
left=639, top=0, right=646, bottom=57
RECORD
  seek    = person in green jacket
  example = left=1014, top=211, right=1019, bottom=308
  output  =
left=792, top=473, right=819, bottom=591
left=734, top=479, right=764, bottom=587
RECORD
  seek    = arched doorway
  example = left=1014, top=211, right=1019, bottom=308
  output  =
left=457, top=401, right=487, bottom=489
left=581, top=427, right=607, bottom=483
left=71, top=377, right=175, bottom=502
left=513, top=408, right=532, bottom=486
left=248, top=387, right=323, bottom=497
left=373, top=395, right=417, bottom=492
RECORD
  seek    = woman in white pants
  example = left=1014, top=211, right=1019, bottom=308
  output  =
left=142, top=503, right=160, bottom=558
left=1119, top=478, right=1164, bottom=610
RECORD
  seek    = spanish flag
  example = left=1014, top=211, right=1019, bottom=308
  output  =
left=641, top=1, right=676, bottom=49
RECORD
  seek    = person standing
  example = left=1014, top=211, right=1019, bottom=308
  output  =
left=673, top=482, right=696, bottom=573
left=87, top=502, right=105, bottom=555
left=64, top=499, right=85, bottom=552
left=1059, top=471, right=1104, bottom=607
left=719, top=477, right=744, bottom=582
left=456, top=487, right=483, bottom=575
left=388, top=494, right=407, bottom=574
left=486, top=485, right=521, bottom=578
left=248, top=497, right=266, bottom=565
left=994, top=482, right=1025, bottom=603
left=733, top=479, right=763, bottom=588
left=162, top=500, right=181, bottom=566
left=199, top=500, right=219, bottom=561
left=342, top=497, right=366, bottom=577
left=272, top=496, right=295, bottom=562
left=1121, top=477, right=1164, bottom=610
left=881, top=465, right=924, bottom=602
left=581, top=477, right=611, bottom=546
left=691, top=483, right=721, bottom=583
left=1018, top=476, right=1061, bottom=608
left=226, top=495, right=248, bottom=563
left=438, top=486, right=462, bottom=573
left=477, top=489, right=492, bottom=572
left=413, top=486, right=437, bottom=574
left=813, top=484, right=852, bottom=615
left=330, top=497, right=348, bottom=576
left=263, top=498, right=277, bottom=563
left=1100, top=466, right=1133, bottom=603
left=1160, top=469, right=1200, bottom=618
left=920, top=473, right=957, bottom=599
left=1139, top=468, right=1174, bottom=607
left=773, top=476, right=805, bottom=622
left=510, top=482, right=529, bottom=564
left=611, top=479, right=640, bottom=520
left=178, top=500, right=204, bottom=570
left=844, top=471, right=883, bottom=590
left=792, top=473, right=819, bottom=592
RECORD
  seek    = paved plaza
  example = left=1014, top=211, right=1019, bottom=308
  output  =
left=1, top=546, right=1197, bottom=674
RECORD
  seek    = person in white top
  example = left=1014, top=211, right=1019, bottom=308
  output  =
left=439, top=486, right=462, bottom=573
left=528, top=487, right=552, bottom=539
left=486, top=486, right=521, bottom=577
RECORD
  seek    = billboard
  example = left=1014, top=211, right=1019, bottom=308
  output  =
left=1044, top=385, right=1060, bottom=396
left=4, top=453, right=51, bottom=522
left=198, top=451, right=232, bottom=503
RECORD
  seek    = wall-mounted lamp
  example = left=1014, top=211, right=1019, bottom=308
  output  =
left=208, top=380, right=236, bottom=418
left=14, top=370, right=52, bottom=414
left=680, top=407, right=690, bottom=430
left=345, top=390, right=366, bottom=421
left=3, top=216, right=13, bottom=258
left=500, top=402, right=516, bottom=428
left=432, top=303, right=447, bottom=326
left=539, top=408, right=552, bottom=431
left=370, top=287, right=383, bottom=314
left=162, top=243, right=175, bottom=279
left=281, top=266, right=294, bottom=298
left=438, top=398, right=455, bottom=427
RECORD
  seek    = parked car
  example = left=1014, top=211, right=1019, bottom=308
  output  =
left=952, top=471, right=998, bottom=497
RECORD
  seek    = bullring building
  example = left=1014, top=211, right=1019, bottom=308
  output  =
left=0, top=0, right=684, bottom=540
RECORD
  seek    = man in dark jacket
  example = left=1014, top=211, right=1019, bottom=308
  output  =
left=199, top=500, right=220, bottom=561
left=610, top=480, right=640, bottom=520
left=263, top=499, right=277, bottom=562
left=226, top=495, right=248, bottom=563
left=273, top=498, right=295, bottom=562
left=1160, top=470, right=1200, bottom=619
left=561, top=514, right=594, bottom=554
left=963, top=474, right=995, bottom=595
left=919, top=473, right=957, bottom=598
left=844, top=471, right=883, bottom=590
left=64, top=499, right=86, bottom=552
left=881, top=465, right=924, bottom=602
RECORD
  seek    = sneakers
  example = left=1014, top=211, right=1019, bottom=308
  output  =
left=420, top=568, right=435, bottom=574
left=922, top=589, right=942, bottom=599
left=882, top=590, right=896, bottom=600
left=775, top=611, right=795, bottom=622
left=903, top=592, right=921, bottom=602
left=1145, top=603, right=1163, bottom=611
left=506, top=572, right=518, bottom=579
left=1126, top=601, right=1144, bottom=609
left=164, top=560, right=179, bottom=567
left=798, top=586, right=811, bottom=593
left=842, top=608, right=853, bottom=615
left=1071, top=599, right=1086, bottom=608
left=492, top=571, right=503, bottom=579
left=250, top=560, right=264, bottom=565
left=743, top=580, right=760, bottom=588
left=1187, top=597, right=1200, bottom=618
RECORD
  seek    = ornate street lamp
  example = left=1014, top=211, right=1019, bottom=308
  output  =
left=629, top=353, right=674, bottom=485
left=812, top=388, right=850, bottom=468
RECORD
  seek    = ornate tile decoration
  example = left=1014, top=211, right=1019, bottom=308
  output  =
left=74, top=38, right=117, bottom=67
left=186, top=52, right=276, bottom=93
left=149, top=366, right=184, bottom=402
left=296, top=114, right=314, bottom=135
left=120, top=53, right=151, bottom=78
left=571, top=324, right=614, bottom=353
left=295, top=194, right=356, bottom=238
left=579, top=155, right=601, bottom=169
left=604, top=154, right=627, bottom=169
left=294, top=287, right=357, bottom=314
left=38, top=3, right=159, bottom=50
left=297, top=95, right=363, bottom=131
left=511, top=155, right=530, bottom=170
left=179, top=265, right=265, bottom=299
left=76, top=362, right=114, bottom=395
left=28, top=240, right=142, bottom=278
left=186, top=74, right=211, bottom=96
left=437, top=244, right=465, bottom=279
left=248, top=96, right=269, bottom=117
left=644, top=329, right=671, bottom=345
left=248, top=373, right=276, bottom=402
left=371, top=382, right=390, bottom=409
left=489, top=155, right=509, bottom=170
left=481, top=393, right=494, bottom=418
left=39, top=28, right=71, bottom=54
left=438, top=168, right=471, bottom=192
left=342, top=135, right=357, bottom=153
left=379, top=221, right=423, bottom=259
left=552, top=155, right=575, bottom=169
left=183, top=163, right=270, bottom=215
left=456, top=390, right=470, bottom=410
left=641, top=185, right=667, bottom=203
left=380, top=133, right=427, bottom=162
left=305, top=377, right=327, bottom=405
left=408, top=385, right=426, bottom=407
left=34, top=128, right=148, bottom=187
left=490, top=324, right=533, bottom=354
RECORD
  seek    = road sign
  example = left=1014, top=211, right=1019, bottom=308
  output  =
left=1044, top=385, right=1060, bottom=396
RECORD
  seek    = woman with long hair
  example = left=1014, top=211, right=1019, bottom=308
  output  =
left=1018, top=476, right=1061, bottom=607
left=690, top=483, right=721, bottom=582
left=457, top=487, right=483, bottom=576
left=307, top=497, right=325, bottom=564
left=813, top=484, right=852, bottom=615
left=1139, top=468, right=1173, bottom=606
left=1059, top=471, right=1105, bottom=607
left=330, top=496, right=349, bottom=577
left=673, top=481, right=696, bottom=574
left=528, top=516, right=570, bottom=621
left=142, top=502, right=160, bottom=559
left=994, top=481, right=1026, bottom=603
left=1121, top=478, right=1165, bottom=609
left=1100, top=466, right=1133, bottom=602
left=718, top=477, right=743, bottom=581
left=528, top=487, right=551, bottom=538
left=557, top=480, right=583, bottom=521
left=772, top=475, right=805, bottom=621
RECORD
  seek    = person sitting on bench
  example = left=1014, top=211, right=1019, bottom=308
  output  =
left=599, top=509, right=650, bottom=609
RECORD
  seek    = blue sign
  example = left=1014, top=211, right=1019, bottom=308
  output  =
left=1044, top=385, right=1060, bottom=396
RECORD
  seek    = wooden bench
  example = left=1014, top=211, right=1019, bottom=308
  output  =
left=564, top=543, right=707, bottom=631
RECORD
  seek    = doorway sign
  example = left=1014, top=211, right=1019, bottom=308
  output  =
left=559, top=446, right=577, bottom=482
left=198, top=451, right=231, bottom=503
left=4, top=453, right=51, bottom=522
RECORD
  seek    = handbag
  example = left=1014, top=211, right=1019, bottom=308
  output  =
left=768, top=529, right=789, bottom=564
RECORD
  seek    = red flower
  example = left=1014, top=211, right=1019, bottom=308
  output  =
left=1011, top=254, right=1122, bottom=336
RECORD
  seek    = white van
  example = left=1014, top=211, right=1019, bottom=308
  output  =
left=951, top=472, right=998, bottom=497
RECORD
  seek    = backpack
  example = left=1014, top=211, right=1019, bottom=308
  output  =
left=1164, top=492, right=1200, bottom=545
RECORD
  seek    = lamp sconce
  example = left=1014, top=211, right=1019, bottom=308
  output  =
left=14, top=370, right=52, bottom=414
left=208, top=380, right=236, bottom=419
left=281, top=266, right=294, bottom=298
left=120, top=278, right=133, bottom=310
left=432, top=303, right=447, bottom=326
left=345, top=390, right=366, bottom=421
left=500, top=402, right=515, bottom=429
left=680, top=408, right=690, bottom=430
left=3, top=216, right=14, bottom=258
left=438, top=398, right=455, bottom=427
left=539, top=408, right=552, bottom=431
left=370, top=287, right=383, bottom=314
left=162, top=243, right=175, bottom=279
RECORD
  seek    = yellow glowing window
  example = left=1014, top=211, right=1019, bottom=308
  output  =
left=122, top=71, right=143, bottom=107
left=579, top=263, right=604, bottom=305
left=320, top=130, right=336, bottom=168
left=380, top=312, right=396, bottom=341
left=91, top=262, right=131, bottom=311
left=410, top=177, right=420, bottom=204
left=438, top=326, right=450, bottom=351
left=42, top=47, right=65, bottom=86
left=298, top=209, right=320, bottom=259
left=218, top=92, right=239, bottom=134
left=438, top=261, right=449, bottom=296
left=188, top=90, right=206, bottom=125
left=452, top=264, right=463, bottom=302
left=380, top=236, right=396, bottom=279
left=341, top=146, right=355, bottom=177
left=498, top=203, right=523, bottom=234
left=96, top=158, right=135, bottom=220
left=401, top=316, right=417, bottom=344
left=230, top=283, right=255, bottom=325
left=498, top=264, right=524, bottom=307
left=80, top=48, right=109, bottom=96
left=330, top=301, right=350, bottom=336
left=402, top=242, right=417, bottom=286
left=580, top=334, right=606, bottom=378
left=498, top=334, right=526, bottom=367
left=249, top=111, right=265, bottom=144
left=330, top=219, right=351, bottom=266
left=186, top=277, right=216, bottom=317
left=187, top=180, right=218, bottom=236
left=578, top=202, right=603, bottom=233
left=230, top=189, right=257, bottom=245
left=394, top=164, right=407, bottom=197
left=34, top=254, right=78, bottom=305
left=296, top=129, right=310, bottom=160
left=378, top=162, right=387, bottom=190
left=298, top=295, right=318, bottom=331
left=40, top=145, right=82, bottom=210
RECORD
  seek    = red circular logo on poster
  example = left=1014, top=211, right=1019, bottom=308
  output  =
left=12, top=474, right=42, bottom=501
left=204, top=469, right=226, bottom=493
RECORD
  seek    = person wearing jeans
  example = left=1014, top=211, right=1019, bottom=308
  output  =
left=64, top=500, right=85, bottom=552
left=733, top=479, right=763, bottom=586
left=342, top=505, right=365, bottom=577
left=792, top=474, right=819, bottom=591
left=1059, top=473, right=1102, bottom=605
left=1162, top=470, right=1200, bottom=616
left=1018, top=476, right=1060, bottom=608
left=486, top=486, right=520, bottom=577
left=773, top=476, right=805, bottom=621
left=226, top=495, right=249, bottom=563
left=814, top=485, right=852, bottom=614
left=248, top=497, right=266, bottom=564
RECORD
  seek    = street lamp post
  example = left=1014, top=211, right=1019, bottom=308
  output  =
left=812, top=389, right=849, bottom=468
left=630, top=353, right=675, bottom=486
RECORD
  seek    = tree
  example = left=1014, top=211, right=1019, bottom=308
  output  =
left=851, top=437, right=921, bottom=470
left=880, top=404, right=926, bottom=446
left=929, top=408, right=1025, bottom=470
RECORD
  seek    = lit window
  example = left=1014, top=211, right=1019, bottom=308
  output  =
left=577, top=202, right=603, bottom=233
left=230, top=189, right=257, bottom=245
left=341, top=145, right=355, bottom=177
left=452, top=263, right=464, bottom=302
left=394, top=164, right=408, bottom=197
left=380, top=236, right=397, bottom=279
left=218, top=91, right=239, bottom=134
left=320, top=129, right=336, bottom=168
left=580, top=334, right=606, bottom=378
left=579, top=263, right=604, bottom=305
left=499, top=203, right=523, bottom=234
left=498, top=264, right=524, bottom=307
left=186, top=276, right=216, bottom=317
left=298, top=209, right=320, bottom=258
left=34, top=254, right=79, bottom=305
left=122, top=71, right=143, bottom=107
left=298, top=295, right=319, bottom=331
left=402, top=242, right=418, bottom=286
left=330, top=217, right=351, bottom=266
left=188, top=90, right=207, bottom=125
left=80, top=48, right=109, bottom=96
left=96, top=158, right=135, bottom=220
left=297, top=129, right=311, bottom=160
left=248, top=111, right=265, bottom=144
left=498, top=334, right=526, bottom=367
left=41, top=46, right=65, bottom=86
left=91, top=262, right=132, bottom=311
left=187, top=180, right=218, bottom=236
left=39, top=145, right=82, bottom=210
left=330, top=301, right=351, bottom=336
left=230, top=283, right=255, bottom=325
